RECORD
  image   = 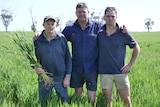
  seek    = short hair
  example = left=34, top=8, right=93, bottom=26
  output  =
left=76, top=2, right=88, bottom=9
left=104, top=7, right=117, bottom=15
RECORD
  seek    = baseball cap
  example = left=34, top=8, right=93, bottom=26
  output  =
left=43, top=16, right=57, bottom=23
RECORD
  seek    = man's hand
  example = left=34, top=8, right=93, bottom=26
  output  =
left=33, top=32, right=41, bottom=41
left=121, top=64, right=131, bottom=74
left=35, top=67, right=43, bottom=75
left=121, top=25, right=128, bottom=33
left=63, top=75, right=70, bottom=87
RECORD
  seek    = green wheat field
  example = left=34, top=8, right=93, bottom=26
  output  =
left=0, top=31, right=160, bottom=107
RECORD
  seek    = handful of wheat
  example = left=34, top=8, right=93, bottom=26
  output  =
left=13, top=31, right=54, bottom=87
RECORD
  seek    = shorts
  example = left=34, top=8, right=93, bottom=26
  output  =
left=70, top=71, right=98, bottom=91
left=100, top=74, right=130, bottom=89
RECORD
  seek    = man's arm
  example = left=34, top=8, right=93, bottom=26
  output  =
left=121, top=44, right=140, bottom=73
left=128, top=44, right=140, bottom=66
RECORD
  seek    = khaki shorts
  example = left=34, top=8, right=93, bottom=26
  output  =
left=100, top=74, right=130, bottom=89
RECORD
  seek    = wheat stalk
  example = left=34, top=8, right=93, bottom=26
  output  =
left=12, top=31, right=54, bottom=87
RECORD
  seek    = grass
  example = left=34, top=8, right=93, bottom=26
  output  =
left=0, top=31, right=160, bottom=107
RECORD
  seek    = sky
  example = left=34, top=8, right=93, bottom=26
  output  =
left=0, top=0, right=160, bottom=32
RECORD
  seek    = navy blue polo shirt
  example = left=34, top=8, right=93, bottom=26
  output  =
left=97, top=24, right=137, bottom=74
left=62, top=19, right=102, bottom=74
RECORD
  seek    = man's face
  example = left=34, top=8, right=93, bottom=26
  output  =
left=104, top=11, right=117, bottom=26
left=76, top=7, right=89, bottom=22
left=43, top=19, right=57, bottom=34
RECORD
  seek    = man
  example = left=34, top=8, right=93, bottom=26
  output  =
left=62, top=2, right=101, bottom=104
left=34, top=16, right=72, bottom=106
left=97, top=7, right=140, bottom=107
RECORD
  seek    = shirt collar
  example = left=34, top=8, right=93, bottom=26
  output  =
left=43, top=31, right=57, bottom=42
left=102, top=23, right=121, bottom=32
left=75, top=18, right=92, bottom=28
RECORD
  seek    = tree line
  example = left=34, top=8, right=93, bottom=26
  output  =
left=0, top=9, right=155, bottom=32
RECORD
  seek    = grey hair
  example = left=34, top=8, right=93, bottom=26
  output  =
left=76, top=2, right=88, bottom=9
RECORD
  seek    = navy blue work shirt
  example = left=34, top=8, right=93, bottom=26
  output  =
left=62, top=19, right=102, bottom=74
left=97, top=24, right=137, bottom=74
left=34, top=31, right=72, bottom=81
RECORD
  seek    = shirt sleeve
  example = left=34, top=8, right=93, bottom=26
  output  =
left=124, top=33, right=137, bottom=48
left=61, top=36, right=72, bottom=75
left=62, top=26, right=71, bottom=41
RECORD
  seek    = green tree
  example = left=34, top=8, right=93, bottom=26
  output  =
left=0, top=9, right=13, bottom=32
left=90, top=8, right=104, bottom=24
left=144, top=18, right=154, bottom=32
left=29, top=7, right=37, bottom=32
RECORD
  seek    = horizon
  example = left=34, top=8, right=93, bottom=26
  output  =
left=0, top=0, right=160, bottom=32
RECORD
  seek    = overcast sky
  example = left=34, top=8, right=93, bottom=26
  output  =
left=0, top=0, right=159, bottom=32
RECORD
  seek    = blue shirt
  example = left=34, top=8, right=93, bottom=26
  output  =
left=62, top=19, right=102, bottom=74
left=97, top=24, right=137, bottom=74
left=34, top=31, right=72, bottom=80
